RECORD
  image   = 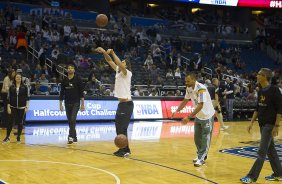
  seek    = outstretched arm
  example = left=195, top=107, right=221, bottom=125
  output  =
left=95, top=47, right=117, bottom=71
left=107, top=49, right=127, bottom=75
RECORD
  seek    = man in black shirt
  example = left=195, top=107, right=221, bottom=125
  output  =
left=240, top=68, right=282, bottom=183
left=223, top=77, right=234, bottom=121
left=60, top=64, right=85, bottom=144
left=210, top=78, right=228, bottom=130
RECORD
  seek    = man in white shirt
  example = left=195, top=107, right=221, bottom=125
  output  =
left=172, top=73, right=215, bottom=167
left=95, top=47, right=133, bottom=158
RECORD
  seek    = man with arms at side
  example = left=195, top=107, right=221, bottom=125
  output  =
left=172, top=73, right=215, bottom=167
left=60, top=63, right=85, bottom=144
left=211, top=78, right=228, bottom=130
left=240, top=68, right=282, bottom=183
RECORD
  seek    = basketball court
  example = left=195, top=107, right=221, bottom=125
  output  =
left=0, top=120, right=281, bottom=184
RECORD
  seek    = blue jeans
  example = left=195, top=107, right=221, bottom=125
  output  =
left=225, top=98, right=234, bottom=120
left=248, top=124, right=282, bottom=181
left=65, top=103, right=80, bottom=139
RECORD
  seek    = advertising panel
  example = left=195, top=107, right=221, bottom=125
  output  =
left=160, top=121, right=220, bottom=138
left=133, top=100, right=163, bottom=119
left=161, top=100, right=195, bottom=119
left=131, top=121, right=163, bottom=140
left=26, top=100, right=119, bottom=121
left=199, top=0, right=238, bottom=6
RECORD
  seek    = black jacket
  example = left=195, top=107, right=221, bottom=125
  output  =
left=8, top=84, right=29, bottom=108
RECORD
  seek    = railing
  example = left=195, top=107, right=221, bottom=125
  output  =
left=27, top=46, right=67, bottom=78
left=222, top=73, right=250, bottom=86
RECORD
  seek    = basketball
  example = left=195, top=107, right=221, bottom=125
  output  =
left=114, top=134, right=128, bottom=149
left=96, top=14, right=108, bottom=27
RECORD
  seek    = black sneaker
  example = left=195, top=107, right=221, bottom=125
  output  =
left=114, top=148, right=131, bottom=157
left=73, top=138, right=78, bottom=143
left=68, top=137, right=74, bottom=144
left=113, top=149, right=122, bottom=156
left=16, top=137, right=21, bottom=144
left=2, top=137, right=10, bottom=144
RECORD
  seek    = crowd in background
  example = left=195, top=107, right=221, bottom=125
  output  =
left=0, top=2, right=282, bottom=121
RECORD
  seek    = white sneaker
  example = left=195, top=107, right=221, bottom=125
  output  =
left=193, top=158, right=198, bottom=163
left=220, top=126, right=229, bottom=131
left=194, top=160, right=205, bottom=167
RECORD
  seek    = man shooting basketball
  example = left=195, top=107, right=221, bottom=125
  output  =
left=95, top=47, right=134, bottom=157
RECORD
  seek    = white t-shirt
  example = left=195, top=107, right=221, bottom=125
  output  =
left=184, top=81, right=215, bottom=120
left=115, top=66, right=132, bottom=100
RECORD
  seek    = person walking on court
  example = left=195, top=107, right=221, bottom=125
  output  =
left=3, top=72, right=29, bottom=144
left=171, top=73, right=215, bottom=167
left=60, top=63, right=85, bottom=144
left=211, top=78, right=229, bottom=131
left=240, top=68, right=282, bottom=183
left=95, top=47, right=134, bottom=157
left=1, top=69, right=15, bottom=128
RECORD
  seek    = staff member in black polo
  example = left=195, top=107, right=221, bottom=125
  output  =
left=60, top=63, right=85, bottom=144
left=240, top=68, right=282, bottom=183
left=3, top=72, right=29, bottom=144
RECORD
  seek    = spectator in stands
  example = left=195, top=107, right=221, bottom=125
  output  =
left=95, top=47, right=133, bottom=158
left=3, top=73, right=29, bottom=144
left=223, top=77, right=234, bottom=121
left=38, top=73, right=49, bottom=94
left=49, top=77, right=60, bottom=95
left=109, top=84, right=115, bottom=96
left=33, top=64, right=42, bottom=79
left=166, top=52, right=175, bottom=70
left=193, top=53, right=202, bottom=71
left=152, top=75, right=164, bottom=86
left=85, top=74, right=101, bottom=96
left=240, top=68, right=282, bottom=183
left=15, top=27, right=28, bottom=51
left=30, top=81, right=45, bottom=95
left=60, top=63, right=85, bottom=144
left=175, top=90, right=182, bottom=96
left=166, top=69, right=174, bottom=79
left=149, top=88, right=158, bottom=96
left=143, top=54, right=153, bottom=70
left=1, top=69, right=15, bottom=127
left=51, top=46, right=60, bottom=61
left=174, top=67, right=181, bottom=78
left=38, top=44, right=48, bottom=67
left=20, top=60, right=30, bottom=77
left=133, top=86, right=144, bottom=96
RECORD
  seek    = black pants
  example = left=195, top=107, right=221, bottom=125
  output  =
left=115, top=101, right=134, bottom=149
left=6, top=108, right=25, bottom=138
left=1, top=93, right=11, bottom=127
left=65, top=103, right=80, bottom=139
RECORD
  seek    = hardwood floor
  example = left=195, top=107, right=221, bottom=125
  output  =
left=0, top=121, right=281, bottom=184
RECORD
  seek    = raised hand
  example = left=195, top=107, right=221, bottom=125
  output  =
left=106, top=49, right=114, bottom=55
left=95, top=47, right=106, bottom=53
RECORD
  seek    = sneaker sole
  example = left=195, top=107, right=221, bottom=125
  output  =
left=123, top=153, right=130, bottom=157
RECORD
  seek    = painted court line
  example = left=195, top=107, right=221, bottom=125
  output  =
left=27, top=144, right=218, bottom=184
left=0, top=160, right=120, bottom=184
